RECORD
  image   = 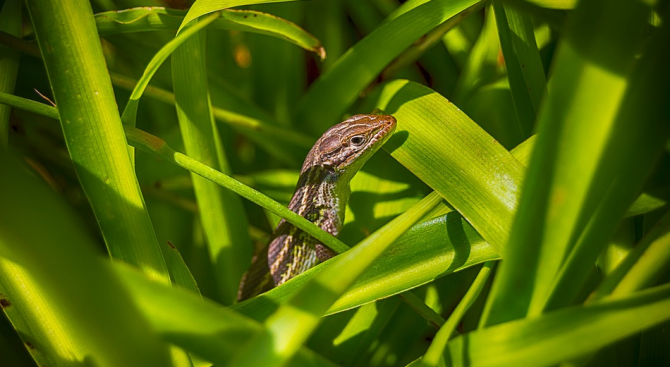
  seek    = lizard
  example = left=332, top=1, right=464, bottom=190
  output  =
left=237, top=114, right=397, bottom=301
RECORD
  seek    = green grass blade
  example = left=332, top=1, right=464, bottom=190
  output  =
left=96, top=8, right=325, bottom=58
left=493, top=1, right=547, bottom=136
left=518, top=0, right=576, bottom=9
left=120, top=12, right=219, bottom=129
left=421, top=262, right=494, bottom=367
left=592, top=209, right=670, bottom=301
left=165, top=241, right=202, bottom=296
left=297, top=0, right=481, bottom=134
left=181, top=0, right=296, bottom=31
left=481, top=0, right=652, bottom=326
left=0, top=0, right=20, bottom=148
left=171, top=24, right=252, bottom=304
left=0, top=155, right=171, bottom=367
left=452, top=6, right=502, bottom=106
left=25, top=0, right=169, bottom=282
left=444, top=283, right=670, bottom=367
left=382, top=2, right=485, bottom=80
left=375, top=79, right=525, bottom=254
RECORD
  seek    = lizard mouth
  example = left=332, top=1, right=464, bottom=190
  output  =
left=371, top=114, right=397, bottom=144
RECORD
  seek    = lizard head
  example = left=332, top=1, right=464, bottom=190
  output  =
left=302, top=114, right=397, bottom=176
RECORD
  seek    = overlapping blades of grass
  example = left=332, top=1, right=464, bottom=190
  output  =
left=96, top=7, right=324, bottom=58
left=0, top=155, right=170, bottom=367
left=114, top=264, right=338, bottom=367
left=492, top=0, right=546, bottom=137
left=297, top=0, right=481, bottom=134
left=115, top=6, right=319, bottom=165
left=481, top=0, right=659, bottom=326
left=227, top=192, right=443, bottom=367
left=445, top=283, right=670, bottom=367
left=171, top=24, right=252, bottom=304
left=541, top=3, right=670, bottom=312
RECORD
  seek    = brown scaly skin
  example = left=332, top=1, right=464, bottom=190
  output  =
left=237, top=114, right=397, bottom=301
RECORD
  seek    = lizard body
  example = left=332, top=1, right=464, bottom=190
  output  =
left=237, top=114, right=397, bottom=301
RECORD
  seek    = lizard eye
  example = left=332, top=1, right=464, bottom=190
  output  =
left=349, top=135, right=366, bottom=146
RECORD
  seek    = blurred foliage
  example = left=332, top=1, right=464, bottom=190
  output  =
left=1, top=0, right=670, bottom=366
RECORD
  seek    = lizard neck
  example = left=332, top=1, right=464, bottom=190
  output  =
left=288, top=166, right=350, bottom=236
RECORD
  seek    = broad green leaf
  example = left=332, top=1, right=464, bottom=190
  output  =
left=26, top=0, right=169, bottom=282
left=375, top=79, right=525, bottom=254
left=297, top=0, right=481, bottom=134
left=96, top=8, right=325, bottom=58
left=0, top=155, right=170, bottom=367
left=444, top=283, right=670, bottom=367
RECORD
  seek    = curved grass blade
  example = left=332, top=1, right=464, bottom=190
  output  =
left=165, top=241, right=202, bottom=296
left=96, top=7, right=324, bottom=58
left=375, top=79, right=526, bottom=254
left=297, top=0, right=481, bottom=134
left=180, top=0, right=297, bottom=31
left=233, top=210, right=498, bottom=320
left=120, top=12, right=218, bottom=130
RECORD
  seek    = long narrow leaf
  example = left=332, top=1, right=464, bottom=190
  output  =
left=25, top=0, right=169, bottom=282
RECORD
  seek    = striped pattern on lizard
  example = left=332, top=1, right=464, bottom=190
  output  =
left=237, top=114, right=397, bottom=301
